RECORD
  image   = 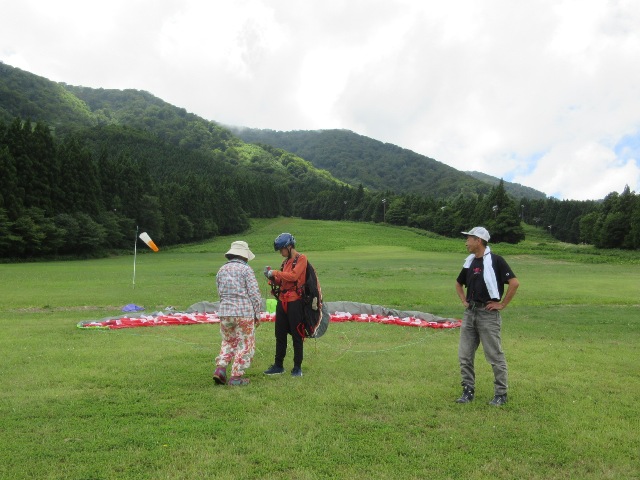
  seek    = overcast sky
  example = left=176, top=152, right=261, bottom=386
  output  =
left=2, top=0, right=639, bottom=200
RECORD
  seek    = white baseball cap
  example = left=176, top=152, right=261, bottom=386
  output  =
left=461, top=226, right=490, bottom=242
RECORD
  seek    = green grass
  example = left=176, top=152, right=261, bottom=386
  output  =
left=0, top=218, right=639, bottom=479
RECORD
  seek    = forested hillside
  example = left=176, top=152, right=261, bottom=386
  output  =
left=0, top=63, right=96, bottom=133
left=231, top=128, right=494, bottom=198
left=1, top=62, right=639, bottom=257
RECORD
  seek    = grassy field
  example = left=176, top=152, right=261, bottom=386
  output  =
left=0, top=218, right=638, bottom=479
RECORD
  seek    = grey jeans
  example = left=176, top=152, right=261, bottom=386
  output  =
left=458, top=306, right=508, bottom=395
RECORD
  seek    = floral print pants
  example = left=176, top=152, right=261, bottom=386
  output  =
left=215, top=316, right=256, bottom=377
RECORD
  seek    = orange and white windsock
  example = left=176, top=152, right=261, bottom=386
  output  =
left=139, top=232, right=159, bottom=252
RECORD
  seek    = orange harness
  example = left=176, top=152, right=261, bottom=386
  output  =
left=269, top=254, right=305, bottom=312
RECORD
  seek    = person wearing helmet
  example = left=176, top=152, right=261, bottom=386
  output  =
left=263, top=233, right=307, bottom=377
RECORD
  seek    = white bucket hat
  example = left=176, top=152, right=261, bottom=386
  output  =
left=461, top=226, right=490, bottom=242
left=225, top=240, right=255, bottom=261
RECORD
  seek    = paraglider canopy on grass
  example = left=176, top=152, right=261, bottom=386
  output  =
left=77, top=301, right=461, bottom=330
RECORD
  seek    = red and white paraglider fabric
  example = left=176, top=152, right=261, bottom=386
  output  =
left=77, top=301, right=461, bottom=330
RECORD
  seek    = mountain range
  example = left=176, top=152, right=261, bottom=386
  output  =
left=0, top=62, right=547, bottom=201
left=230, top=127, right=548, bottom=200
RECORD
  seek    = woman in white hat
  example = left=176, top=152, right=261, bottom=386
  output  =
left=213, top=241, right=262, bottom=386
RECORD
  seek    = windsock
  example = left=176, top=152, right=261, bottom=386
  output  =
left=139, top=232, right=159, bottom=252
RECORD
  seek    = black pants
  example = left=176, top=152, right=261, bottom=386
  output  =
left=274, top=299, right=304, bottom=368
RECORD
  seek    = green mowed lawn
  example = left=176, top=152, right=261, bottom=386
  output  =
left=0, top=219, right=638, bottom=479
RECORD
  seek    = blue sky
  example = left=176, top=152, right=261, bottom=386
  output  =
left=615, top=132, right=640, bottom=163
left=1, top=0, right=639, bottom=200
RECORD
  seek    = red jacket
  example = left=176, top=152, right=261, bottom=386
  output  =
left=273, top=254, right=307, bottom=302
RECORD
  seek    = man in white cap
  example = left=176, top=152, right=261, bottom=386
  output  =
left=213, top=241, right=262, bottom=386
left=455, top=227, right=519, bottom=406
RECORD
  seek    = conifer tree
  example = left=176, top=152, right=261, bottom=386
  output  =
left=57, top=137, right=102, bottom=215
left=0, top=145, right=22, bottom=219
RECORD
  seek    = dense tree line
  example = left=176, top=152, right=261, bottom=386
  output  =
left=0, top=118, right=369, bottom=258
left=0, top=117, right=525, bottom=259
left=4, top=63, right=637, bottom=257
left=523, top=186, right=640, bottom=249
left=2, top=116, right=639, bottom=260
left=0, top=118, right=252, bottom=257
left=298, top=177, right=640, bottom=249
left=367, top=180, right=526, bottom=243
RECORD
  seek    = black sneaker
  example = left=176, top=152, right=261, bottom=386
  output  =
left=291, top=366, right=303, bottom=377
left=488, top=394, right=508, bottom=406
left=455, top=385, right=475, bottom=403
left=264, top=364, right=285, bottom=375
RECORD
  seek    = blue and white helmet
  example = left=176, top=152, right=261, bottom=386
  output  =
left=274, top=232, right=295, bottom=251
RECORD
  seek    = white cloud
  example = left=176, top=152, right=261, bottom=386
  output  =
left=1, top=0, right=640, bottom=199
left=514, top=141, right=640, bottom=200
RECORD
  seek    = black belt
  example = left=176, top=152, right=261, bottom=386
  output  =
left=469, top=300, right=491, bottom=308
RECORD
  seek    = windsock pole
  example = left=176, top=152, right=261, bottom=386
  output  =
left=133, top=225, right=138, bottom=289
